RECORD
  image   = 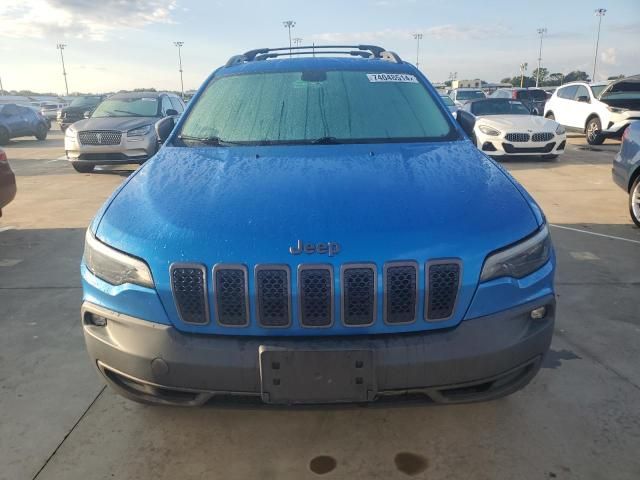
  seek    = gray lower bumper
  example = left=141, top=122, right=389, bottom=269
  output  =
left=82, top=296, right=555, bottom=406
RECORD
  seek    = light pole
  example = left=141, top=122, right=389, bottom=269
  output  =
left=293, top=37, right=303, bottom=47
left=593, top=8, right=607, bottom=81
left=520, top=62, right=528, bottom=88
left=283, top=20, right=296, bottom=56
left=56, top=43, right=69, bottom=96
left=535, top=28, right=547, bottom=87
left=413, top=33, right=423, bottom=69
left=173, top=41, right=184, bottom=100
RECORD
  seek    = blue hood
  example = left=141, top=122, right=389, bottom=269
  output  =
left=95, top=141, right=539, bottom=335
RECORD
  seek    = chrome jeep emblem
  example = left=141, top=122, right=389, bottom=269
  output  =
left=289, top=240, right=340, bottom=257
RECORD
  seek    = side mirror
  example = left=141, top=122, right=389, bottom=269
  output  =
left=83, top=110, right=91, bottom=118
left=576, top=95, right=590, bottom=103
left=165, top=109, right=178, bottom=117
left=455, top=110, right=476, bottom=138
left=155, top=116, right=175, bottom=144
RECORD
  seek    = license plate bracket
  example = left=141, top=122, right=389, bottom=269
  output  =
left=259, top=347, right=376, bottom=405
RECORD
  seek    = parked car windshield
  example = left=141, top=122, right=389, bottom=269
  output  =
left=440, top=95, right=455, bottom=106
left=178, top=70, right=455, bottom=145
left=69, top=96, right=102, bottom=108
left=470, top=99, right=530, bottom=116
left=456, top=90, right=486, bottom=100
left=91, top=97, right=159, bottom=118
left=517, top=90, right=547, bottom=101
left=590, top=84, right=608, bottom=98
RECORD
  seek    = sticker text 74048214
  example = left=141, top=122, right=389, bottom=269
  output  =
left=366, top=73, right=418, bottom=83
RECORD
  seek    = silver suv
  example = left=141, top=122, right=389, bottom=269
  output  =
left=64, top=92, right=185, bottom=173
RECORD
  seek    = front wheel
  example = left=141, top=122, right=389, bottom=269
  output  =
left=586, top=117, right=604, bottom=145
left=35, top=124, right=48, bottom=141
left=630, top=177, right=640, bottom=228
left=71, top=162, right=94, bottom=173
left=0, top=127, right=9, bottom=145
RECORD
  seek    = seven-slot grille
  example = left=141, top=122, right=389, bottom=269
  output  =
left=341, top=264, right=376, bottom=326
left=426, top=262, right=461, bottom=321
left=531, top=132, right=554, bottom=142
left=504, top=133, right=530, bottom=142
left=214, top=265, right=249, bottom=326
left=170, top=261, right=462, bottom=328
left=170, top=265, right=208, bottom=324
left=78, top=130, right=122, bottom=146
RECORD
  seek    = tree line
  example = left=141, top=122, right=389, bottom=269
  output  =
left=500, top=68, right=626, bottom=88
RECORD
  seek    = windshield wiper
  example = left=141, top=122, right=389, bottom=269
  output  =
left=309, top=136, right=343, bottom=145
left=178, top=135, right=239, bottom=146
left=112, top=109, right=145, bottom=117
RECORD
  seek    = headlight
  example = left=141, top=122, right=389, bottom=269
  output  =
left=478, top=125, right=501, bottom=136
left=480, top=225, right=552, bottom=282
left=555, top=124, right=565, bottom=135
left=607, top=106, right=628, bottom=114
left=127, top=125, right=152, bottom=137
left=83, top=230, right=154, bottom=288
left=65, top=126, right=76, bottom=138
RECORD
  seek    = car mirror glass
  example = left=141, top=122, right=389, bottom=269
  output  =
left=83, top=111, right=91, bottom=118
left=155, top=116, right=175, bottom=144
left=165, top=109, right=179, bottom=117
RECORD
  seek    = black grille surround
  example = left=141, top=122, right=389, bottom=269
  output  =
left=170, top=264, right=209, bottom=325
left=425, top=261, right=462, bottom=321
left=214, top=265, right=249, bottom=326
left=255, top=265, right=291, bottom=328
left=78, top=130, right=122, bottom=146
left=531, top=132, right=554, bottom=142
left=384, top=262, right=419, bottom=324
left=341, top=263, right=377, bottom=326
left=502, top=142, right=555, bottom=154
left=504, top=132, right=530, bottom=142
left=298, top=265, right=334, bottom=328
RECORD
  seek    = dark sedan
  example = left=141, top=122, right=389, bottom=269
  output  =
left=0, top=149, right=16, bottom=216
left=612, top=120, right=640, bottom=226
left=57, top=96, right=106, bottom=132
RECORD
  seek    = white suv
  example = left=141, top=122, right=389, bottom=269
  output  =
left=544, top=76, right=640, bottom=145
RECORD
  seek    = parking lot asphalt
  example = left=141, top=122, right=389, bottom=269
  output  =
left=1, top=129, right=638, bottom=480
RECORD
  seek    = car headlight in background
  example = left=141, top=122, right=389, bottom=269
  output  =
left=480, top=225, right=552, bottom=282
left=478, top=125, right=501, bottom=136
left=607, top=106, right=628, bottom=114
left=555, top=124, right=565, bottom=135
left=65, top=126, right=77, bottom=139
left=127, top=125, right=152, bottom=137
left=83, top=230, right=154, bottom=288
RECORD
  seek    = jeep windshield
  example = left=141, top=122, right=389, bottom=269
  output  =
left=91, top=97, right=159, bottom=118
left=177, top=70, right=456, bottom=145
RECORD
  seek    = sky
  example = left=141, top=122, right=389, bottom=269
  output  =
left=0, top=0, right=639, bottom=95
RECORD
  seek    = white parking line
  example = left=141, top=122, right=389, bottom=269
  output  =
left=46, top=156, right=68, bottom=163
left=550, top=224, right=640, bottom=245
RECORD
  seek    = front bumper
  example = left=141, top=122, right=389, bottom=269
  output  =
left=82, top=295, right=555, bottom=406
left=478, top=134, right=566, bottom=157
left=65, top=133, right=156, bottom=165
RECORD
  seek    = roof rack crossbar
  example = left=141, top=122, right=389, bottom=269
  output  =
left=243, top=44, right=389, bottom=60
left=254, top=50, right=372, bottom=61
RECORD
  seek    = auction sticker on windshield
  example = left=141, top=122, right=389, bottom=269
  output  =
left=366, top=73, right=418, bottom=83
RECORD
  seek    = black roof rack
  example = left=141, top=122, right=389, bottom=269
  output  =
left=225, top=45, right=402, bottom=68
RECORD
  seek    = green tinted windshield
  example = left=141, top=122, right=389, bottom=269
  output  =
left=69, top=96, right=102, bottom=107
left=179, top=70, right=454, bottom=144
left=92, top=97, right=159, bottom=118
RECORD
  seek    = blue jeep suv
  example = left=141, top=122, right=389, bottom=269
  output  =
left=81, top=45, right=555, bottom=406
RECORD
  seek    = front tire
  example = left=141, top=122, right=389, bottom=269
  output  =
left=0, top=127, right=9, bottom=145
left=630, top=176, right=640, bottom=228
left=71, top=162, right=94, bottom=173
left=35, top=124, right=48, bottom=141
left=586, top=117, right=604, bottom=145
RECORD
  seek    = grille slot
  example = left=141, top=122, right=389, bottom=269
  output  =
left=426, top=261, right=461, bottom=321
left=255, top=266, right=291, bottom=327
left=531, top=132, right=554, bottom=142
left=384, top=262, right=418, bottom=324
left=298, top=265, right=334, bottom=327
left=214, top=265, right=249, bottom=326
left=170, top=264, right=209, bottom=325
left=341, top=264, right=377, bottom=326
left=78, top=130, right=122, bottom=146
left=504, top=132, right=530, bottom=142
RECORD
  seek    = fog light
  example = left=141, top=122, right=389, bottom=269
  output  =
left=530, top=306, right=547, bottom=320
left=88, top=313, right=108, bottom=326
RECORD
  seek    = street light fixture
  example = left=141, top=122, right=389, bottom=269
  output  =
left=535, top=28, right=547, bottom=87
left=413, top=33, right=423, bottom=69
left=56, top=43, right=69, bottom=96
left=283, top=20, right=296, bottom=56
left=520, top=62, right=528, bottom=88
left=293, top=37, right=303, bottom=47
left=173, top=41, right=184, bottom=100
left=593, top=8, right=607, bottom=81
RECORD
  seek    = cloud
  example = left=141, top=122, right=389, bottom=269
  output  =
left=600, top=47, right=616, bottom=65
left=310, top=24, right=511, bottom=44
left=0, top=0, right=177, bottom=40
